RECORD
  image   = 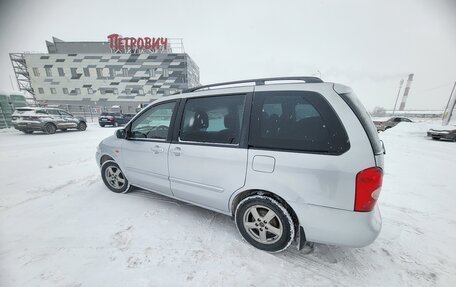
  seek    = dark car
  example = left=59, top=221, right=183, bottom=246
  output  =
left=12, top=107, right=87, bottom=134
left=427, top=126, right=456, bottom=142
left=98, top=112, right=133, bottom=127
left=373, top=117, right=413, bottom=132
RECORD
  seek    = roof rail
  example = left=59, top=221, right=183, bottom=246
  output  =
left=183, top=76, right=323, bottom=93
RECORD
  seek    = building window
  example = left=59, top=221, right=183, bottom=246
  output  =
left=109, top=68, right=115, bottom=78
left=63, top=88, right=68, bottom=94
left=58, top=68, right=65, bottom=77
left=45, top=68, right=52, bottom=77
left=87, top=87, right=94, bottom=94
left=83, top=68, right=90, bottom=77
left=163, top=68, right=169, bottom=77
left=50, top=88, right=56, bottom=94
left=71, top=68, right=78, bottom=78
left=151, top=88, right=157, bottom=95
left=122, top=68, right=128, bottom=77
left=38, top=87, right=44, bottom=94
left=33, top=68, right=40, bottom=77
left=148, top=68, right=156, bottom=78
left=96, top=68, right=103, bottom=78
left=75, top=88, right=81, bottom=95
left=125, top=88, right=131, bottom=95
left=113, top=89, right=118, bottom=94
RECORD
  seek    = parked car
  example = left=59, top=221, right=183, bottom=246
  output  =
left=427, top=126, right=456, bottom=141
left=373, top=116, right=413, bottom=132
left=12, top=107, right=87, bottom=134
left=96, top=77, right=385, bottom=252
left=98, top=112, right=133, bottom=127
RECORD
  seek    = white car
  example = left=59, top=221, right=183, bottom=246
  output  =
left=96, top=77, right=384, bottom=252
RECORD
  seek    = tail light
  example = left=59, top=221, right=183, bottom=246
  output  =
left=355, top=167, right=383, bottom=212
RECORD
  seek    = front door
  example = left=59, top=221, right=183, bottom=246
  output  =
left=121, top=101, right=177, bottom=196
left=58, top=110, right=78, bottom=128
left=168, top=89, right=251, bottom=212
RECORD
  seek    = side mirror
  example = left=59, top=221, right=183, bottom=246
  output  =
left=116, top=129, right=127, bottom=139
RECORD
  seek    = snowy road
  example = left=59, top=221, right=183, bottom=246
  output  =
left=1, top=122, right=455, bottom=286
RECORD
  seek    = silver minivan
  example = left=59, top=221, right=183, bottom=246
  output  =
left=96, top=77, right=384, bottom=252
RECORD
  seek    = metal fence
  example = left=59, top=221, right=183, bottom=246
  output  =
left=49, top=105, right=119, bottom=123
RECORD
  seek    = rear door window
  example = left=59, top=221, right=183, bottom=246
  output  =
left=250, top=91, right=350, bottom=154
left=47, top=109, right=61, bottom=116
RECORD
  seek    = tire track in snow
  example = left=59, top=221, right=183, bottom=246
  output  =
left=0, top=174, right=99, bottom=211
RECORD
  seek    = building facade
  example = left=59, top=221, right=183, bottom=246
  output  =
left=11, top=37, right=200, bottom=112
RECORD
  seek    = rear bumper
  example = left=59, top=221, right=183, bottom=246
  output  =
left=427, top=132, right=455, bottom=140
left=13, top=121, right=45, bottom=131
left=99, top=119, right=115, bottom=125
left=292, top=202, right=382, bottom=247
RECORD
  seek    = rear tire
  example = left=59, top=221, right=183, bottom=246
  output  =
left=77, top=122, right=87, bottom=131
left=235, top=195, right=295, bottom=253
left=101, top=161, right=132, bottom=194
left=44, top=123, right=57, bottom=134
left=100, top=124, right=105, bottom=127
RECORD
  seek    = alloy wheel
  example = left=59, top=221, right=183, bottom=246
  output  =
left=104, top=166, right=126, bottom=190
left=243, top=205, right=283, bottom=244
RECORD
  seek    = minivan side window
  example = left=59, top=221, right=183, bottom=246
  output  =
left=129, top=101, right=176, bottom=140
left=179, top=95, right=246, bottom=145
left=250, top=91, right=350, bottom=154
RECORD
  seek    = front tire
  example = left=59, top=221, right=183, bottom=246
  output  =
left=101, top=161, right=131, bottom=194
left=235, top=195, right=295, bottom=253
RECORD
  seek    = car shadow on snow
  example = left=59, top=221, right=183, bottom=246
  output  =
left=13, top=129, right=88, bottom=136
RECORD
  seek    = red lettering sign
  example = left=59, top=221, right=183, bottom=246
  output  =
left=107, top=34, right=169, bottom=52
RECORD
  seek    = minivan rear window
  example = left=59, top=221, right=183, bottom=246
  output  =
left=339, top=92, right=384, bottom=155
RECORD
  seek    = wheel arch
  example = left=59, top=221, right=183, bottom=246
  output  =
left=100, top=154, right=115, bottom=165
left=230, top=189, right=300, bottom=235
left=43, top=121, right=57, bottom=128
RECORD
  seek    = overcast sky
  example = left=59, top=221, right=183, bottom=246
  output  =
left=0, top=0, right=455, bottom=110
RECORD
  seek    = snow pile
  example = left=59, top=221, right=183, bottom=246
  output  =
left=0, top=122, right=455, bottom=286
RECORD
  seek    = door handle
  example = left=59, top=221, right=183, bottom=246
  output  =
left=172, top=147, right=182, bottom=156
left=151, top=145, right=164, bottom=154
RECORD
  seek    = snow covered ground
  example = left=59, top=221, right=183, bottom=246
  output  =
left=0, top=122, right=455, bottom=287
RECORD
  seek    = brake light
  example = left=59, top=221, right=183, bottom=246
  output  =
left=355, top=167, right=383, bottom=212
